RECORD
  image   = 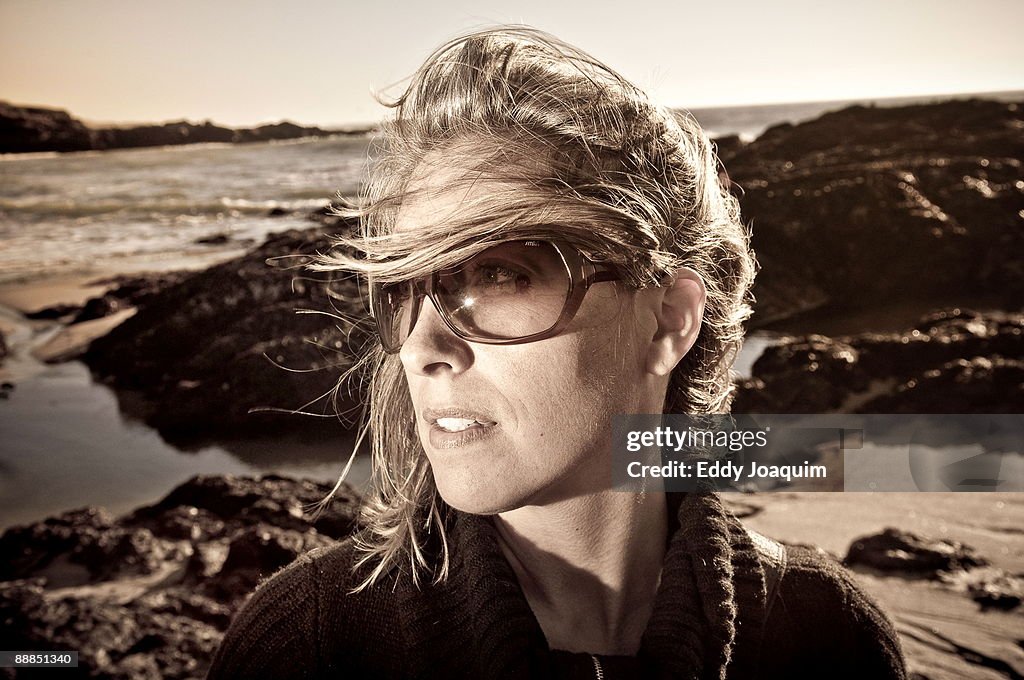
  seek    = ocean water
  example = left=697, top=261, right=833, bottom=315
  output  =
left=0, top=136, right=369, bottom=284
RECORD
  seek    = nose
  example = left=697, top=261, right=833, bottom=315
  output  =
left=399, top=295, right=473, bottom=377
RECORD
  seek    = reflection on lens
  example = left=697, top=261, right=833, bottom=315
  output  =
left=437, top=241, right=570, bottom=339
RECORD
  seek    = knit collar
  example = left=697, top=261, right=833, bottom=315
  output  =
left=396, top=492, right=768, bottom=680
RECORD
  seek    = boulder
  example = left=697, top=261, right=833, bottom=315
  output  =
left=0, top=475, right=362, bottom=679
left=82, top=223, right=371, bottom=444
left=720, top=98, right=1024, bottom=327
left=0, top=507, right=115, bottom=581
left=844, top=527, right=987, bottom=575
left=734, top=309, right=1024, bottom=414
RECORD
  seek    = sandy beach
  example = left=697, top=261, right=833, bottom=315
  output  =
left=739, top=492, right=1024, bottom=680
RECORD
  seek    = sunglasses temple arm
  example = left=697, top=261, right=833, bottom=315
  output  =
left=584, top=263, right=622, bottom=285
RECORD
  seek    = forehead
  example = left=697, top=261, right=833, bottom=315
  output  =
left=391, top=144, right=555, bottom=237
left=393, top=162, right=488, bottom=235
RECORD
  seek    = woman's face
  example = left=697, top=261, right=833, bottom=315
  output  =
left=395, top=162, right=669, bottom=515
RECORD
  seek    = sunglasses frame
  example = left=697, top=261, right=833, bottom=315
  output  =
left=369, top=240, right=621, bottom=354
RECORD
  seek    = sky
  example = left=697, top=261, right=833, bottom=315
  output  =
left=1, top=0, right=1022, bottom=128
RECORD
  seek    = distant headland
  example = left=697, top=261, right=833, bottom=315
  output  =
left=0, top=101, right=375, bottom=154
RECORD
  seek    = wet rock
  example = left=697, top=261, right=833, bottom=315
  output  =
left=69, top=527, right=183, bottom=580
left=72, top=295, right=124, bottom=324
left=23, top=303, right=80, bottom=321
left=129, top=474, right=359, bottom=539
left=195, top=233, right=230, bottom=246
left=204, top=524, right=334, bottom=600
left=735, top=335, right=864, bottom=412
left=844, top=527, right=988, bottom=576
left=965, top=571, right=1024, bottom=611
left=0, top=579, right=224, bottom=679
left=0, top=475, right=362, bottom=679
left=140, top=590, right=234, bottom=630
left=721, top=99, right=1024, bottom=327
left=139, top=505, right=225, bottom=542
left=0, top=507, right=115, bottom=581
left=860, top=355, right=1024, bottom=414
left=82, top=223, right=369, bottom=444
left=734, top=309, right=1024, bottom=414
left=64, top=273, right=190, bottom=326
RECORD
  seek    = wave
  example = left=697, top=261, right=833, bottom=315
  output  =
left=0, top=196, right=332, bottom=218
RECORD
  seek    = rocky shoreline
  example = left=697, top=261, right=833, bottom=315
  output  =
left=14, top=97, right=1012, bottom=442
left=1, top=475, right=360, bottom=679
left=0, top=101, right=372, bottom=154
left=1, top=476, right=1019, bottom=679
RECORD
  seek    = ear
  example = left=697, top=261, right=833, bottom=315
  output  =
left=645, top=267, right=706, bottom=376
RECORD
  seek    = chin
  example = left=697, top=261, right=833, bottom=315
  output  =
left=432, top=469, right=529, bottom=516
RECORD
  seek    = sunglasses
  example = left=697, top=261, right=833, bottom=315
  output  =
left=369, top=240, right=621, bottom=354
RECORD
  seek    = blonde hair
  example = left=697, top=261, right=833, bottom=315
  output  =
left=314, top=26, right=756, bottom=589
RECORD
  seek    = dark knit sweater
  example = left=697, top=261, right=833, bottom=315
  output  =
left=209, top=493, right=906, bottom=679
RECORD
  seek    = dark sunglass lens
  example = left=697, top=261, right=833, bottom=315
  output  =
left=372, top=282, right=413, bottom=351
left=435, top=241, right=570, bottom=340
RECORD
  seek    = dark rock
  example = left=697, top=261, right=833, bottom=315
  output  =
left=267, top=206, right=288, bottom=217
left=0, top=101, right=95, bottom=153
left=737, top=335, right=864, bottom=412
left=97, top=120, right=234, bottom=148
left=141, top=505, right=225, bottom=542
left=862, top=355, right=1024, bottom=414
left=99, top=272, right=192, bottom=308
left=0, top=475, right=362, bottom=679
left=33, top=273, right=190, bottom=328
left=734, top=309, right=1024, bottom=414
left=69, top=528, right=182, bottom=580
left=844, top=527, right=988, bottom=575
left=0, top=579, right=223, bottom=679
left=82, top=223, right=370, bottom=443
left=71, top=294, right=123, bottom=324
left=233, top=121, right=333, bottom=144
left=140, top=590, right=234, bottom=630
left=204, top=524, right=334, bottom=600
left=195, top=233, right=231, bottom=246
left=24, top=303, right=80, bottom=321
left=0, top=101, right=339, bottom=154
left=966, top=571, right=1024, bottom=611
left=0, top=507, right=115, bottom=581
left=130, top=474, right=359, bottom=540
left=307, top=200, right=354, bottom=229
left=722, top=98, right=1024, bottom=327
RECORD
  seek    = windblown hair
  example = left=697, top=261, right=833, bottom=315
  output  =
left=314, top=26, right=756, bottom=590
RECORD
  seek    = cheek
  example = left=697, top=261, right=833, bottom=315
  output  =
left=506, top=323, right=643, bottom=447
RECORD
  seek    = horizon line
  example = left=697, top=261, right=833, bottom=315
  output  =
left=6, top=86, right=1023, bottom=131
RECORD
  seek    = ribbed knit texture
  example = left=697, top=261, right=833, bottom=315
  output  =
left=209, top=492, right=907, bottom=679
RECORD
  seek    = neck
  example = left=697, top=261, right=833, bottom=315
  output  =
left=493, top=491, right=668, bottom=655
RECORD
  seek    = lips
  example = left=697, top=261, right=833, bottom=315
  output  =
left=423, top=407, right=498, bottom=449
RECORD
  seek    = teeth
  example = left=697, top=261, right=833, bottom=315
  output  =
left=436, top=417, right=478, bottom=433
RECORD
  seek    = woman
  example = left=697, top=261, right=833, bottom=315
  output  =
left=210, top=27, right=906, bottom=679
